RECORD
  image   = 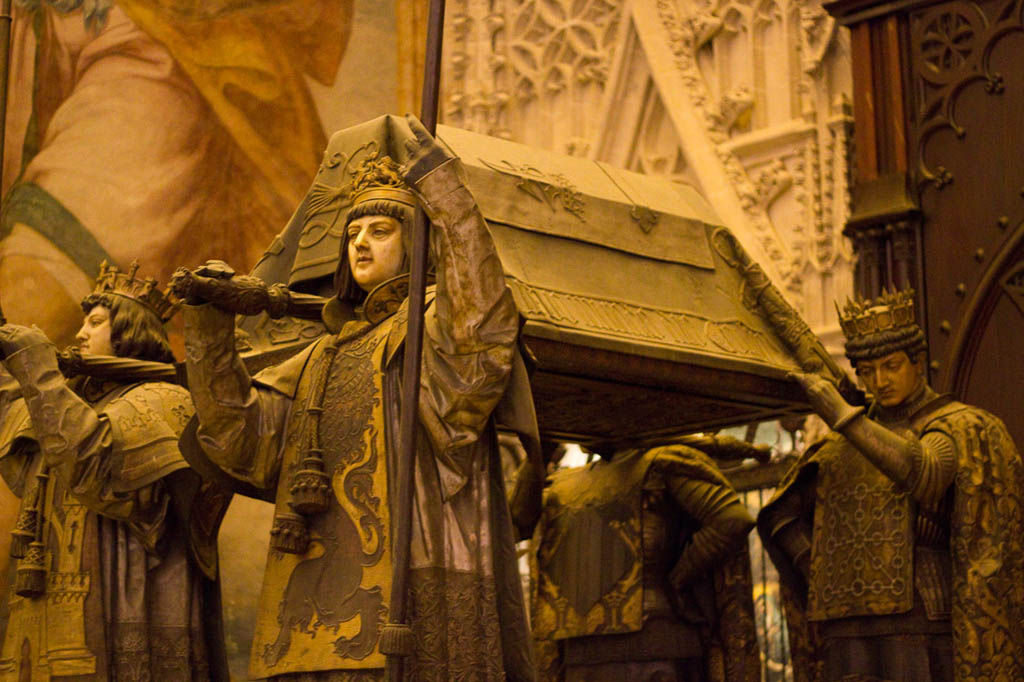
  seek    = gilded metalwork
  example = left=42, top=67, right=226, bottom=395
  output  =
left=807, top=436, right=914, bottom=621
left=761, top=289, right=1024, bottom=682
left=179, top=118, right=537, bottom=681
left=506, top=277, right=791, bottom=365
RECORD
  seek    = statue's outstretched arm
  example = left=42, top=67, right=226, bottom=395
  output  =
left=665, top=466, right=755, bottom=590
left=181, top=302, right=288, bottom=490
left=0, top=326, right=170, bottom=549
left=792, top=371, right=955, bottom=507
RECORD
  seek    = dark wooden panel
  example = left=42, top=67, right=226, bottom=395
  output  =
left=910, top=0, right=1024, bottom=390
left=956, top=255, right=1024, bottom=445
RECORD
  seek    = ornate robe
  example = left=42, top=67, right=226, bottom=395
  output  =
left=759, top=389, right=1024, bottom=682
left=0, top=358, right=228, bottom=681
left=182, top=159, right=536, bottom=681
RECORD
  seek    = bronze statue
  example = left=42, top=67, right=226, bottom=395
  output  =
left=0, top=261, right=229, bottom=680
left=172, top=115, right=538, bottom=681
left=759, top=289, right=1024, bottom=682
left=529, top=442, right=761, bottom=682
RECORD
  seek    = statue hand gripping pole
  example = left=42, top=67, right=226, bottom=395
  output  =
left=382, top=3, right=446, bottom=679
left=709, top=228, right=865, bottom=405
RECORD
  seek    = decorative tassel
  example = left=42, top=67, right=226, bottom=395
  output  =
left=269, top=512, right=310, bottom=554
left=282, top=340, right=341, bottom=534
left=9, top=508, right=37, bottom=559
left=378, top=622, right=414, bottom=656
left=288, top=452, right=331, bottom=515
left=14, top=540, right=46, bottom=597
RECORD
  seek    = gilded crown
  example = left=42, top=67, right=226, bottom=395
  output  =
left=349, top=154, right=415, bottom=209
left=836, top=288, right=918, bottom=341
left=89, top=260, right=178, bottom=323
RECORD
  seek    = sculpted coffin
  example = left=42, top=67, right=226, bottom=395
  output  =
left=240, top=115, right=808, bottom=451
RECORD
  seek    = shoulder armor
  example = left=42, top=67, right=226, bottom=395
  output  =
left=646, top=443, right=729, bottom=487
left=105, top=382, right=194, bottom=492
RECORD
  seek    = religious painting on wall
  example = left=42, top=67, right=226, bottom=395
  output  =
left=0, top=1, right=407, bottom=677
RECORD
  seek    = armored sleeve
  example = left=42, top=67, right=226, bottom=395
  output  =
left=660, top=463, right=755, bottom=588
left=840, top=415, right=956, bottom=508
left=182, top=303, right=291, bottom=489
left=759, top=482, right=814, bottom=579
left=0, top=366, right=35, bottom=496
left=409, top=158, right=519, bottom=491
left=4, top=344, right=175, bottom=551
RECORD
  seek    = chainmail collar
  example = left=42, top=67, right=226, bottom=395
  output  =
left=870, top=382, right=941, bottom=425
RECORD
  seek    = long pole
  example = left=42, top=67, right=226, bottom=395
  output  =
left=385, top=1, right=445, bottom=680
left=0, top=0, right=12, bottom=202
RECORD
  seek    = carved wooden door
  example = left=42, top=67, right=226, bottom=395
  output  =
left=908, top=0, right=1024, bottom=442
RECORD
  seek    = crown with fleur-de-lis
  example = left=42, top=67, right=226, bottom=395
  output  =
left=836, top=288, right=918, bottom=342
left=88, top=260, right=178, bottom=322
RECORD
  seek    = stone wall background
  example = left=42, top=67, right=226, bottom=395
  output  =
left=431, top=0, right=855, bottom=356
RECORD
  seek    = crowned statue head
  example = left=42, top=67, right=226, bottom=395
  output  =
left=837, top=288, right=927, bottom=408
left=335, top=154, right=419, bottom=303
left=77, top=260, right=177, bottom=362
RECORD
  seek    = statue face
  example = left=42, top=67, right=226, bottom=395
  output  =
left=854, top=350, right=923, bottom=407
left=76, top=305, right=115, bottom=356
left=346, top=214, right=405, bottom=292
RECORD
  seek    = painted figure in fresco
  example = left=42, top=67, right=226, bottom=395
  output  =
left=1, top=0, right=352, bottom=346
left=0, top=262, right=229, bottom=680
left=528, top=442, right=761, bottom=682
left=759, top=289, right=1024, bottom=682
left=172, top=115, right=538, bottom=682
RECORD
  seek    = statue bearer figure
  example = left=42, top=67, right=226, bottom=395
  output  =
left=529, top=442, right=761, bottom=682
left=0, top=262, right=228, bottom=680
left=759, top=289, right=1024, bottom=682
left=173, top=115, right=537, bottom=682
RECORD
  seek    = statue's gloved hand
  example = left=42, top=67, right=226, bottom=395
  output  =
left=195, top=260, right=237, bottom=280
left=172, top=261, right=288, bottom=318
left=398, top=113, right=456, bottom=186
left=789, top=371, right=864, bottom=431
left=170, top=260, right=239, bottom=307
left=0, top=324, right=52, bottom=361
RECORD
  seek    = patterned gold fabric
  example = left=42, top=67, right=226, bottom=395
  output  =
left=533, top=446, right=759, bottom=682
left=0, top=372, right=222, bottom=681
left=761, top=396, right=1024, bottom=682
left=930, top=403, right=1024, bottom=681
left=808, top=435, right=914, bottom=620
left=182, top=158, right=535, bottom=682
left=250, top=323, right=393, bottom=677
left=407, top=567, right=504, bottom=682
left=533, top=453, right=647, bottom=640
